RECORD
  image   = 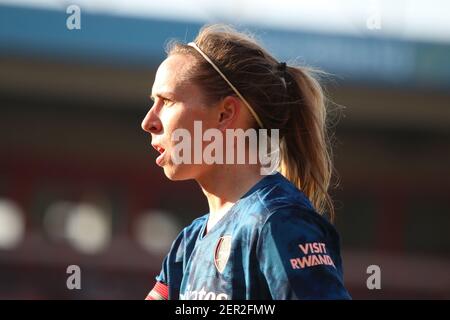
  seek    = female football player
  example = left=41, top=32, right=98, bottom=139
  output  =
left=142, top=24, right=350, bottom=300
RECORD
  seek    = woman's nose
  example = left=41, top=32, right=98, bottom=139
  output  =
left=141, top=108, right=162, bottom=134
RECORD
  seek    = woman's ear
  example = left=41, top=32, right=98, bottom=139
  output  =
left=217, top=96, right=241, bottom=131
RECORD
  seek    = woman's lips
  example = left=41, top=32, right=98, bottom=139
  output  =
left=156, top=149, right=166, bottom=166
left=151, top=144, right=166, bottom=166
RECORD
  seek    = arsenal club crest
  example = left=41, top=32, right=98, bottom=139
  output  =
left=214, top=235, right=232, bottom=273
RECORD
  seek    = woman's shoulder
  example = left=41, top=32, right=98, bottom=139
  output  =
left=163, top=214, right=208, bottom=261
left=238, top=174, right=337, bottom=239
left=238, top=173, right=308, bottom=211
left=244, top=172, right=316, bottom=211
left=176, top=213, right=208, bottom=242
left=185, top=213, right=208, bottom=231
left=169, top=214, right=208, bottom=245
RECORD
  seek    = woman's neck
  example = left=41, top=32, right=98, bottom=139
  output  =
left=197, top=164, right=263, bottom=233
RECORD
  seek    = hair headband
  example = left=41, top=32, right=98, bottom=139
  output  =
left=187, top=42, right=264, bottom=128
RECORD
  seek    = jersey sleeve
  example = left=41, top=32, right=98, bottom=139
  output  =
left=145, top=229, right=185, bottom=300
left=256, top=207, right=351, bottom=300
left=145, top=279, right=169, bottom=300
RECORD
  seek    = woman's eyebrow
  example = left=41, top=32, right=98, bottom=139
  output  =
left=150, top=92, right=176, bottom=101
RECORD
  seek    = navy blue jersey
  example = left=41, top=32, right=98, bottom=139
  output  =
left=146, top=172, right=351, bottom=300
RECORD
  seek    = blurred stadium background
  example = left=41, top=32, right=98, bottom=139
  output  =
left=0, top=0, right=449, bottom=299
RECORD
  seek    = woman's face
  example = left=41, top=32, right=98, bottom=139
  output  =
left=141, top=54, right=218, bottom=180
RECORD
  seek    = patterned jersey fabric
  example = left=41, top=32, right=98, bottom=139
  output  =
left=147, top=172, right=351, bottom=300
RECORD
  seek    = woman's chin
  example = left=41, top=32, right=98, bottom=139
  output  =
left=162, top=165, right=191, bottom=181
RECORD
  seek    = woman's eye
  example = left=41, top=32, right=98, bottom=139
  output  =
left=162, top=98, right=173, bottom=106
